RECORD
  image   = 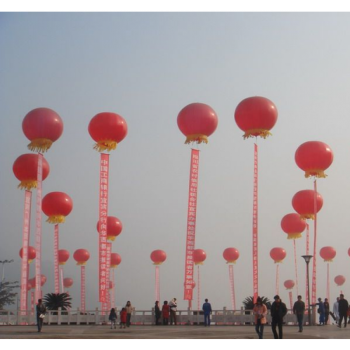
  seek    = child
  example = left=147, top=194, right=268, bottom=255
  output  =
left=120, top=307, right=127, bottom=329
left=109, top=308, right=117, bottom=329
left=162, top=301, right=170, bottom=325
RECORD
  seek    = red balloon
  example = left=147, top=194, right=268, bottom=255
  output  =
left=13, top=154, right=50, bottom=190
left=42, top=192, right=73, bottom=224
left=58, top=249, right=70, bottom=265
left=193, top=249, right=207, bottom=265
left=295, top=141, right=333, bottom=178
left=150, top=250, right=167, bottom=265
left=19, top=246, right=36, bottom=263
left=284, top=280, right=295, bottom=290
left=223, top=248, right=240, bottom=263
left=270, top=247, right=286, bottom=263
left=234, top=96, right=278, bottom=139
left=110, top=253, right=122, bottom=268
left=97, top=216, right=123, bottom=242
left=292, top=190, right=323, bottom=220
left=177, top=103, right=218, bottom=144
left=281, top=213, right=306, bottom=240
left=73, top=249, right=90, bottom=265
left=88, top=112, right=128, bottom=152
left=27, top=281, right=33, bottom=291
left=22, top=108, right=63, bottom=152
left=334, top=275, right=345, bottom=286
left=31, top=274, right=47, bottom=287
left=320, top=246, right=336, bottom=262
left=63, top=278, right=73, bottom=288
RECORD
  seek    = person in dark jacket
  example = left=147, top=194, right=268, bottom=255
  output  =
left=324, top=298, right=330, bottom=325
left=293, top=295, right=305, bottom=332
left=109, top=308, right=117, bottom=329
left=338, top=294, right=349, bottom=328
left=314, top=298, right=325, bottom=325
left=270, top=295, right=287, bottom=339
left=36, top=299, right=47, bottom=333
left=202, top=298, right=212, bottom=327
left=154, top=301, right=161, bottom=325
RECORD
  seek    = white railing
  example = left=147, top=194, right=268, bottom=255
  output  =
left=0, top=308, right=314, bottom=326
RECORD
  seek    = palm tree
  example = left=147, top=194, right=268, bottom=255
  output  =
left=43, top=293, right=72, bottom=311
left=242, top=296, right=271, bottom=310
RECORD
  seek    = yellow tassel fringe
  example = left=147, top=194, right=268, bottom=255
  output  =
left=59, top=262, right=66, bottom=266
left=287, top=233, right=302, bottom=240
left=93, top=140, right=118, bottom=152
left=226, top=261, right=237, bottom=264
left=274, top=260, right=284, bottom=263
left=300, top=214, right=315, bottom=220
left=304, top=170, right=327, bottom=178
left=110, top=265, right=118, bottom=269
left=76, top=262, right=86, bottom=266
left=28, top=259, right=33, bottom=264
left=243, top=129, right=272, bottom=139
left=107, top=236, right=116, bottom=242
left=46, top=215, right=66, bottom=224
left=153, top=262, right=163, bottom=265
left=323, top=259, right=333, bottom=262
left=27, top=138, right=53, bottom=153
left=185, top=134, right=208, bottom=144
left=195, top=262, right=204, bottom=265
left=17, top=180, right=37, bottom=191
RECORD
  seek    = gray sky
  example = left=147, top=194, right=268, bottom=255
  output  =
left=2, top=12, right=350, bottom=311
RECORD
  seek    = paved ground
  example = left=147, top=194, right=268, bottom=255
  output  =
left=0, top=324, right=349, bottom=339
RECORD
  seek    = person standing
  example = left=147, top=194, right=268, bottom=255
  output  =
left=108, top=308, right=117, bottom=329
left=314, top=298, right=325, bottom=325
left=332, top=297, right=340, bottom=324
left=154, top=301, right=161, bottom=325
left=293, top=295, right=305, bottom=332
left=324, top=298, right=330, bottom=325
left=162, top=301, right=170, bottom=325
left=169, top=298, right=177, bottom=325
left=202, top=298, right=212, bottom=327
left=270, top=295, right=287, bottom=339
left=253, top=297, right=267, bottom=339
left=120, top=308, right=127, bottom=329
left=338, top=294, right=349, bottom=328
left=36, top=299, right=47, bottom=333
left=125, top=301, right=134, bottom=327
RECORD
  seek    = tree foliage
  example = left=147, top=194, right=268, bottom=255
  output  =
left=43, top=293, right=72, bottom=310
left=242, top=296, right=272, bottom=310
left=0, top=280, right=19, bottom=309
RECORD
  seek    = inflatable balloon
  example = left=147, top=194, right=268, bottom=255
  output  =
left=292, top=190, right=323, bottom=220
left=234, top=96, right=278, bottom=139
left=223, top=248, right=240, bottom=263
left=97, top=216, right=123, bottom=241
left=88, top=112, right=128, bottom=152
left=22, top=108, right=63, bottom=152
left=150, top=250, right=167, bottom=265
left=177, top=103, right=218, bottom=144
left=19, top=246, right=36, bottom=263
left=270, top=247, right=286, bottom=263
left=58, top=249, right=70, bottom=265
left=63, top=277, right=73, bottom=288
left=334, top=275, right=345, bottom=286
left=73, top=249, right=90, bottom=265
left=320, top=246, right=336, bottom=262
left=281, top=213, right=306, bottom=239
left=110, top=253, right=122, bottom=268
left=31, top=274, right=47, bottom=287
left=42, top=192, right=73, bottom=224
left=193, top=249, right=206, bottom=265
left=284, top=280, right=295, bottom=290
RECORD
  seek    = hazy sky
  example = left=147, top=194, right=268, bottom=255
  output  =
left=2, top=12, right=350, bottom=311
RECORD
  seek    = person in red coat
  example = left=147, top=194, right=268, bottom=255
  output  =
left=120, top=308, right=127, bottom=329
left=162, top=301, right=170, bottom=325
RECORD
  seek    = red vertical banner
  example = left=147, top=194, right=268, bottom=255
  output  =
left=311, top=180, right=317, bottom=305
left=327, top=263, right=330, bottom=302
left=229, top=264, right=236, bottom=310
left=35, top=153, right=43, bottom=302
left=289, top=291, right=293, bottom=310
left=252, top=143, right=258, bottom=303
left=20, top=190, right=32, bottom=314
left=111, top=269, right=115, bottom=308
left=54, top=224, right=59, bottom=294
left=102, top=242, right=112, bottom=312
left=294, top=240, right=299, bottom=297
left=155, top=265, right=160, bottom=302
left=197, top=265, right=200, bottom=311
left=183, top=149, right=199, bottom=301
left=275, top=264, right=280, bottom=295
left=59, top=266, right=64, bottom=294
left=31, top=291, right=34, bottom=314
left=99, top=153, right=109, bottom=303
left=305, top=222, right=310, bottom=307
left=81, top=265, right=86, bottom=313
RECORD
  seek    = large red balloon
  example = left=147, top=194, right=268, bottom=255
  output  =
left=97, top=216, right=123, bottom=242
left=73, top=249, right=90, bottom=265
left=292, top=190, right=323, bottom=220
left=193, top=249, right=207, bottom=265
left=295, top=141, right=333, bottom=178
left=63, top=277, right=73, bottom=288
left=270, top=247, right=286, bottom=263
left=177, top=103, right=218, bottom=144
left=22, top=108, right=63, bottom=152
left=319, top=246, right=336, bottom=262
left=334, top=275, right=345, bottom=286
left=223, top=248, right=240, bottom=263
left=31, top=274, right=47, bottom=287
left=13, top=154, right=50, bottom=190
left=281, top=213, right=306, bottom=240
left=42, top=192, right=73, bottom=224
left=58, top=249, right=70, bottom=265
left=88, top=112, right=128, bottom=152
left=284, top=280, right=295, bottom=290
left=19, top=246, right=36, bottom=263
left=150, top=250, right=167, bottom=265
left=110, top=253, right=122, bottom=268
left=234, top=96, right=278, bottom=139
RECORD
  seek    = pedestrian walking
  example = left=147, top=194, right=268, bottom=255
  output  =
left=109, top=308, right=117, bottom=329
left=125, top=301, right=134, bottom=327
left=36, top=299, right=47, bottom=333
left=120, top=307, right=127, bottom=329
left=324, top=298, right=330, bottom=325
left=293, top=295, right=305, bottom=332
left=331, top=297, right=340, bottom=324
left=338, top=294, right=349, bottom=328
left=270, top=295, right=287, bottom=339
left=162, top=301, right=170, bottom=325
left=169, top=298, right=177, bottom=325
left=202, top=298, right=212, bottom=327
left=253, top=297, right=267, bottom=339
left=314, top=297, right=325, bottom=325
left=154, top=301, right=161, bottom=325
